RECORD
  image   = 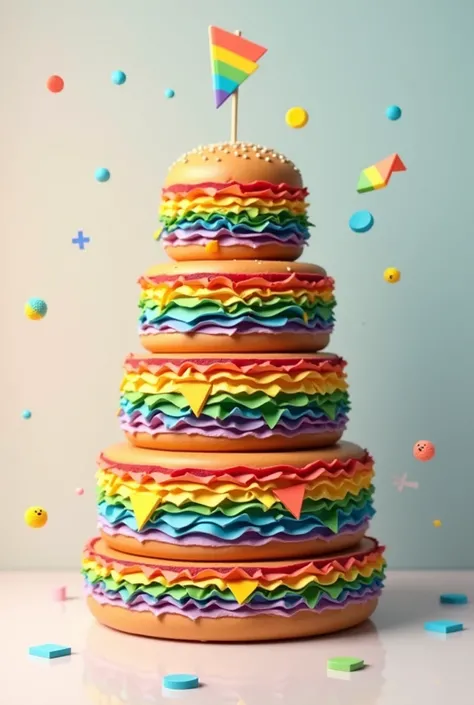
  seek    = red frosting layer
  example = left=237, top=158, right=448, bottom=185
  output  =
left=162, top=181, right=309, bottom=200
left=84, top=537, right=384, bottom=579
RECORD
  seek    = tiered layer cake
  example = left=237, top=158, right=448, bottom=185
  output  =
left=83, top=142, right=385, bottom=641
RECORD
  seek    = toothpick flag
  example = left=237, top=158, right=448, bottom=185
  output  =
left=209, top=26, right=268, bottom=109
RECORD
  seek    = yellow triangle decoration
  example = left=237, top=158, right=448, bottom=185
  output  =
left=176, top=382, right=212, bottom=417
left=130, top=492, right=160, bottom=531
left=227, top=580, right=259, bottom=604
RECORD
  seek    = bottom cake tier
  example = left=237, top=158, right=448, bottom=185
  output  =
left=82, top=536, right=385, bottom=642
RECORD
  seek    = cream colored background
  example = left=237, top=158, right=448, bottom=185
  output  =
left=2, top=0, right=474, bottom=569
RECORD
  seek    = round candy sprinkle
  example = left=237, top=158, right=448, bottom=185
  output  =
left=24, top=506, right=48, bottom=529
left=384, top=267, right=400, bottom=283
left=95, top=168, right=110, bottom=183
left=22, top=410, right=32, bottom=420
left=349, top=210, right=374, bottom=233
left=75, top=487, right=84, bottom=496
left=433, top=519, right=442, bottom=528
left=386, top=105, right=402, bottom=121
left=25, top=297, right=48, bottom=320
left=413, top=440, right=436, bottom=462
left=47, top=75, right=64, bottom=93
left=285, top=106, right=309, bottom=129
left=163, top=674, right=199, bottom=691
left=164, top=88, right=175, bottom=99
left=111, top=70, right=126, bottom=85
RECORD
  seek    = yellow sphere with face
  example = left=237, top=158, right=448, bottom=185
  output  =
left=384, top=267, right=401, bottom=283
left=24, top=506, right=48, bottom=528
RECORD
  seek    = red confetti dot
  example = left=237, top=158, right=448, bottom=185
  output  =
left=47, top=75, right=64, bottom=93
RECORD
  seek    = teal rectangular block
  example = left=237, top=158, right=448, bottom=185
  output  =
left=28, top=644, right=71, bottom=659
left=424, top=620, right=463, bottom=634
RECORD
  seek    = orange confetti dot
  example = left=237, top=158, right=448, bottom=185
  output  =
left=47, top=75, right=64, bottom=93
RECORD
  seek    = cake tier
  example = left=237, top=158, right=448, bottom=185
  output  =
left=138, top=260, right=335, bottom=353
left=83, top=537, right=385, bottom=642
left=160, top=142, right=309, bottom=261
left=120, top=352, right=349, bottom=452
left=96, top=441, right=375, bottom=561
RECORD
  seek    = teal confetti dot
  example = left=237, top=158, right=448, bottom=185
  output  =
left=386, top=105, right=402, bottom=121
left=27, top=297, right=48, bottom=316
left=22, top=410, right=32, bottom=419
left=349, top=210, right=374, bottom=233
left=95, top=168, right=110, bottom=183
left=164, top=88, right=175, bottom=99
left=163, top=674, right=199, bottom=691
left=111, top=70, right=126, bottom=85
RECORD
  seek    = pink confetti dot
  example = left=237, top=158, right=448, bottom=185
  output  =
left=75, top=487, right=84, bottom=496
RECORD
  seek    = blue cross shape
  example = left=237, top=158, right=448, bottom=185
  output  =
left=72, top=230, right=90, bottom=250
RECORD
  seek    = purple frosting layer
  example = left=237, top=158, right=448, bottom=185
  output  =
left=163, top=228, right=305, bottom=248
left=86, top=583, right=382, bottom=620
left=119, top=411, right=348, bottom=439
left=98, top=517, right=368, bottom=546
left=140, top=320, right=333, bottom=336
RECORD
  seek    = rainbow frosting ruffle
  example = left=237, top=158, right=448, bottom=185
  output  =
left=138, top=271, right=335, bottom=337
left=83, top=537, right=385, bottom=619
left=119, top=354, right=350, bottom=443
left=96, top=443, right=375, bottom=548
left=159, top=180, right=312, bottom=250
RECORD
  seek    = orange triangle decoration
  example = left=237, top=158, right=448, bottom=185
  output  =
left=273, top=484, right=306, bottom=519
left=130, top=492, right=160, bottom=530
left=227, top=580, right=259, bottom=604
left=176, top=382, right=212, bottom=417
left=375, top=153, right=406, bottom=182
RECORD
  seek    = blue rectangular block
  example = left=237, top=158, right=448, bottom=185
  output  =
left=424, top=620, right=464, bottom=634
left=440, top=593, right=468, bottom=605
left=28, top=644, right=71, bottom=659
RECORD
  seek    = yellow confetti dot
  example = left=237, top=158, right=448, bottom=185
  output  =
left=205, top=240, right=219, bottom=254
left=384, top=267, right=401, bottom=283
left=285, top=106, right=309, bottom=129
left=433, top=519, right=442, bottom=528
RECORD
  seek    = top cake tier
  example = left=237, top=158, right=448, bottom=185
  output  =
left=159, top=142, right=311, bottom=262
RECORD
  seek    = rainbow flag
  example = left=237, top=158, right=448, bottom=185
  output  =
left=209, top=26, right=267, bottom=109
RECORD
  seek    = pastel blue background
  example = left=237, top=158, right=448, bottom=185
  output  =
left=1, top=0, right=473, bottom=568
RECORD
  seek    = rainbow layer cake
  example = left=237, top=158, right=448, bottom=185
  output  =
left=83, top=537, right=385, bottom=642
left=119, top=352, right=350, bottom=452
left=96, top=441, right=375, bottom=561
left=159, top=142, right=311, bottom=260
left=138, top=260, right=336, bottom=353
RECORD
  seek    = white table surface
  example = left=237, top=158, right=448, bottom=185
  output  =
left=0, top=570, right=472, bottom=705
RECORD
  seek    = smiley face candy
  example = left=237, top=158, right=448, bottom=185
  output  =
left=24, top=506, right=48, bottom=528
left=413, top=440, right=436, bottom=462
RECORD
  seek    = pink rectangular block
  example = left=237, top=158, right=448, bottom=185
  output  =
left=52, top=586, right=67, bottom=602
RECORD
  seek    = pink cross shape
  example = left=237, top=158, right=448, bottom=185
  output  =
left=393, top=473, right=419, bottom=492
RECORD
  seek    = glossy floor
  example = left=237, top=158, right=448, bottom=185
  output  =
left=1, top=571, right=472, bottom=705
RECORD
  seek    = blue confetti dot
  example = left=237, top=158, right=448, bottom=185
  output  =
left=111, top=70, right=126, bottom=86
left=22, top=410, right=32, bottom=419
left=164, top=88, right=175, bottom=99
left=386, top=105, right=402, bottom=121
left=349, top=210, right=374, bottom=233
left=95, top=168, right=110, bottom=183
left=163, top=674, right=199, bottom=691
left=27, top=297, right=48, bottom=316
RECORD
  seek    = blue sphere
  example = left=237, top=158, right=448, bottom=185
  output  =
left=164, top=88, right=175, bottom=99
left=95, top=167, right=110, bottom=183
left=111, top=70, right=126, bottom=86
left=386, top=105, right=402, bottom=121
left=27, top=297, right=48, bottom=316
left=22, top=410, right=32, bottom=420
